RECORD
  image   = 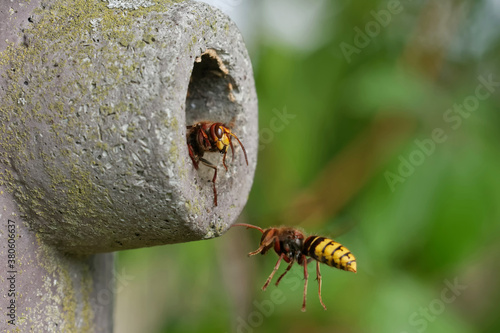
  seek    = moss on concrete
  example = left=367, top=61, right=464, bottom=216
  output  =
left=0, top=0, right=184, bottom=242
left=0, top=0, right=257, bottom=257
left=24, top=233, right=97, bottom=331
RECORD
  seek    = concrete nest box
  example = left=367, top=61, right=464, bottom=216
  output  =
left=0, top=0, right=258, bottom=254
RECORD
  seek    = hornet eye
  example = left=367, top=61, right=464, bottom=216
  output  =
left=215, top=126, right=223, bottom=139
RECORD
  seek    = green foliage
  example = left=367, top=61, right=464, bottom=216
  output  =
left=117, top=0, right=500, bottom=332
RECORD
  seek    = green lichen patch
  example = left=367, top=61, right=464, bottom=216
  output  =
left=28, top=234, right=97, bottom=332
left=0, top=0, right=184, bottom=242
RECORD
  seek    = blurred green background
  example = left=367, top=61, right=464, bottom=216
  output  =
left=115, top=0, right=500, bottom=332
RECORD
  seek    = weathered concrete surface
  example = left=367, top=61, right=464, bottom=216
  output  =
left=0, top=195, right=116, bottom=332
left=0, top=0, right=257, bottom=331
left=0, top=0, right=258, bottom=254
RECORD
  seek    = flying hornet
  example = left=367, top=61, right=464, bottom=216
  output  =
left=233, top=223, right=357, bottom=311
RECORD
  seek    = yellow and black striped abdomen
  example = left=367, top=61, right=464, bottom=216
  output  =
left=304, top=236, right=357, bottom=273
